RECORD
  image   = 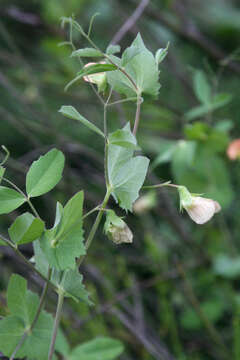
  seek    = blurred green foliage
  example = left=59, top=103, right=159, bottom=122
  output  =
left=1, top=0, right=240, bottom=359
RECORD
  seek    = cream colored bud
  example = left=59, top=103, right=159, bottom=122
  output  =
left=83, top=61, right=107, bottom=91
left=104, top=210, right=133, bottom=244
left=108, top=223, right=133, bottom=244
left=185, top=196, right=221, bottom=225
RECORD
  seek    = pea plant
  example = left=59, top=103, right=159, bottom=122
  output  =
left=0, top=16, right=221, bottom=360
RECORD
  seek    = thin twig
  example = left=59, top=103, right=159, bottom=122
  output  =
left=111, top=0, right=150, bottom=45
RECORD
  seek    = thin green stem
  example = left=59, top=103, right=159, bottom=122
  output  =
left=9, top=268, right=52, bottom=360
left=77, top=188, right=112, bottom=267
left=133, top=95, right=142, bottom=136
left=2, top=177, right=40, bottom=218
left=103, top=89, right=113, bottom=189
left=142, top=181, right=177, bottom=190
left=48, top=290, right=65, bottom=360
left=82, top=205, right=101, bottom=220
left=108, top=96, right=139, bottom=107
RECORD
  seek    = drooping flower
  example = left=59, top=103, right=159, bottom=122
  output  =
left=227, top=139, right=240, bottom=160
left=104, top=210, right=133, bottom=244
left=178, top=186, right=221, bottom=224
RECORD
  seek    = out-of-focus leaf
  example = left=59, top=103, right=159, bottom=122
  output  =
left=69, top=337, right=124, bottom=360
left=193, top=70, right=211, bottom=104
left=213, top=255, right=240, bottom=278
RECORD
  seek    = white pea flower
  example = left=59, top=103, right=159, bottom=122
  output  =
left=178, top=186, right=221, bottom=225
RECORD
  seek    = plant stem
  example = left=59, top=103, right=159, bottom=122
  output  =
left=108, top=96, right=139, bottom=107
left=103, top=89, right=112, bottom=189
left=9, top=268, right=52, bottom=360
left=133, top=95, right=142, bottom=136
left=142, top=181, right=177, bottom=189
left=48, top=290, right=65, bottom=360
left=77, top=188, right=112, bottom=267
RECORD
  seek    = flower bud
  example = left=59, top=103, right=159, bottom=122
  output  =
left=178, top=186, right=221, bottom=224
left=83, top=61, right=107, bottom=92
left=104, top=210, right=133, bottom=244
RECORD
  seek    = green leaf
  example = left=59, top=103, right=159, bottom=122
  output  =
left=0, top=186, right=26, bottom=214
left=107, top=34, right=160, bottom=97
left=7, top=274, right=28, bottom=322
left=52, top=268, right=92, bottom=305
left=193, top=70, right=211, bottom=104
left=184, top=93, right=232, bottom=121
left=26, top=148, right=65, bottom=198
left=59, top=105, right=104, bottom=138
left=108, top=123, right=137, bottom=149
left=122, top=45, right=141, bottom=66
left=8, top=212, right=44, bottom=245
left=0, top=274, right=65, bottom=360
left=151, top=140, right=177, bottom=169
left=106, top=44, right=121, bottom=55
left=71, top=47, right=103, bottom=57
left=155, top=44, right=169, bottom=65
left=108, top=126, right=149, bottom=211
left=40, top=191, right=85, bottom=270
left=65, top=63, right=117, bottom=91
left=69, top=337, right=124, bottom=360
left=34, top=241, right=91, bottom=305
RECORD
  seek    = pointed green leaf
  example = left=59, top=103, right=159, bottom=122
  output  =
left=71, top=47, right=103, bottom=57
left=155, top=44, right=169, bottom=65
left=108, top=127, right=149, bottom=211
left=65, top=63, right=117, bottom=91
left=107, top=34, right=160, bottom=97
left=0, top=186, right=26, bottom=214
left=8, top=212, right=44, bottom=245
left=193, top=70, right=211, bottom=104
left=59, top=105, right=104, bottom=138
left=52, top=268, right=92, bottom=304
left=69, top=337, right=124, bottom=360
left=122, top=45, right=141, bottom=66
left=108, top=123, right=137, bottom=149
left=40, top=191, right=85, bottom=270
left=26, top=148, right=65, bottom=198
